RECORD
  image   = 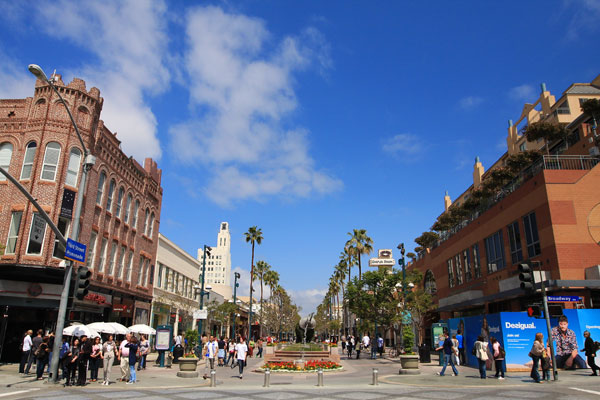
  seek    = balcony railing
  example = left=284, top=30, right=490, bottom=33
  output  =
left=422, top=155, right=599, bottom=254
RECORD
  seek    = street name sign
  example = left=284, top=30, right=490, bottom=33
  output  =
left=369, top=258, right=395, bottom=267
left=64, top=238, right=86, bottom=264
left=547, top=295, right=581, bottom=302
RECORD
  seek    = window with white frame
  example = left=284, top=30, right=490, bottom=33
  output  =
left=143, top=259, right=150, bottom=286
left=107, top=242, right=117, bottom=275
left=40, top=142, right=61, bottom=181
left=64, top=148, right=82, bottom=187
left=126, top=250, right=133, bottom=282
left=116, top=246, right=126, bottom=279
left=87, top=231, right=98, bottom=268
left=115, top=187, right=124, bottom=218
left=97, top=238, right=108, bottom=273
left=20, top=142, right=37, bottom=180
left=124, top=194, right=132, bottom=223
left=137, top=256, right=144, bottom=286
left=157, top=263, right=163, bottom=288
left=0, top=142, right=13, bottom=181
left=143, top=208, right=149, bottom=235
left=148, top=212, right=155, bottom=237
left=52, top=217, right=70, bottom=258
left=106, top=179, right=115, bottom=212
left=26, top=213, right=46, bottom=255
left=132, top=200, right=140, bottom=228
left=5, top=211, right=23, bottom=254
left=96, top=172, right=106, bottom=205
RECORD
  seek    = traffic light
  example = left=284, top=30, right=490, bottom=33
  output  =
left=75, top=266, right=91, bottom=300
left=527, top=305, right=542, bottom=318
left=518, top=263, right=534, bottom=291
left=205, top=246, right=212, bottom=258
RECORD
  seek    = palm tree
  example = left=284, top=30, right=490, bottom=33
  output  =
left=264, top=269, right=280, bottom=306
left=253, top=260, right=270, bottom=338
left=334, top=260, right=347, bottom=333
left=244, top=226, right=263, bottom=339
left=345, top=229, right=373, bottom=280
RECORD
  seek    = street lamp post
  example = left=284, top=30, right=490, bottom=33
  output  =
left=232, top=272, right=240, bottom=339
left=28, top=64, right=96, bottom=383
left=197, top=244, right=212, bottom=335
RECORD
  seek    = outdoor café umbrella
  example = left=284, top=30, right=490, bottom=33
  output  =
left=87, top=322, right=118, bottom=334
left=128, top=324, right=156, bottom=335
left=63, top=324, right=100, bottom=338
left=105, top=322, right=129, bottom=335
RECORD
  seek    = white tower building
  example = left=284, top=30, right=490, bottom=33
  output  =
left=197, top=222, right=232, bottom=299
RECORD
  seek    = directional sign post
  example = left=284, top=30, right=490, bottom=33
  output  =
left=30, top=214, right=46, bottom=246
left=64, top=238, right=87, bottom=264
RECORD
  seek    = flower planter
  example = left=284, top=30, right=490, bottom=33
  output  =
left=178, top=357, right=199, bottom=372
left=400, top=354, right=419, bottom=369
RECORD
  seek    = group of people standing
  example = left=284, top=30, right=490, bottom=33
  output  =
left=341, top=334, right=384, bottom=359
left=19, top=329, right=150, bottom=386
left=196, top=335, right=252, bottom=379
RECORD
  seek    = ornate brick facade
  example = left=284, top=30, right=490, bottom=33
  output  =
left=0, top=75, right=162, bottom=360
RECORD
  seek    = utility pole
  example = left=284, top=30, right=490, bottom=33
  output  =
left=197, top=245, right=212, bottom=335
left=397, top=242, right=406, bottom=350
left=535, top=261, right=559, bottom=381
left=232, top=272, right=240, bottom=339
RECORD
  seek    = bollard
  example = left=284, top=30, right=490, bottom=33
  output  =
left=210, top=369, right=217, bottom=387
left=263, top=368, right=271, bottom=387
left=372, top=368, right=379, bottom=386
left=317, top=367, right=324, bottom=387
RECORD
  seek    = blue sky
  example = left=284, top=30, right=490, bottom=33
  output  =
left=1, top=0, right=599, bottom=315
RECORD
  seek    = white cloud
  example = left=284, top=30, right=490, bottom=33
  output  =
left=169, top=6, right=341, bottom=207
left=508, top=84, right=536, bottom=101
left=289, top=288, right=327, bottom=317
left=382, top=133, right=424, bottom=158
left=458, top=96, right=484, bottom=110
left=0, top=51, right=35, bottom=99
left=564, top=0, right=600, bottom=40
left=28, top=0, right=170, bottom=161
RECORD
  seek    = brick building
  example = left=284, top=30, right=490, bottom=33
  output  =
left=0, top=74, right=162, bottom=362
left=408, top=75, right=600, bottom=344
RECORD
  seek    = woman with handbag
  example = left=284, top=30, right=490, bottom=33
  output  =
left=35, top=336, right=50, bottom=380
left=102, top=335, right=117, bottom=385
left=89, top=337, right=102, bottom=382
left=529, top=332, right=545, bottom=383
left=490, top=337, right=505, bottom=379
left=474, top=335, right=489, bottom=379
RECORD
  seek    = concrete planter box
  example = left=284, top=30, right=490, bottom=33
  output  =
left=178, top=358, right=199, bottom=371
left=400, top=354, right=419, bottom=369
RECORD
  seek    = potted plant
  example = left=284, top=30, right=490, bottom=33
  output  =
left=400, top=327, right=419, bottom=370
left=178, top=329, right=199, bottom=372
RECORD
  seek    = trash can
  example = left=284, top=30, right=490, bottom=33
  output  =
left=419, top=344, right=431, bottom=363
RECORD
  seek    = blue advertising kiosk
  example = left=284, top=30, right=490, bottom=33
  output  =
left=155, top=325, right=173, bottom=368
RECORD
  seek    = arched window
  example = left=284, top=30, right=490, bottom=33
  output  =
left=33, top=98, right=46, bottom=119
left=20, top=142, right=37, bottom=180
left=124, top=193, right=132, bottom=223
left=96, top=171, right=106, bottom=205
left=143, top=208, right=149, bottom=235
left=132, top=199, right=140, bottom=228
left=148, top=212, right=155, bottom=237
left=64, top=148, right=82, bottom=187
left=106, top=179, right=115, bottom=211
left=0, top=142, right=14, bottom=181
left=424, top=269, right=437, bottom=295
left=77, top=106, right=90, bottom=128
left=40, top=142, right=61, bottom=181
left=115, top=187, right=124, bottom=218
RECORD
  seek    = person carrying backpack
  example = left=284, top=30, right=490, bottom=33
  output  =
left=490, top=337, right=505, bottom=379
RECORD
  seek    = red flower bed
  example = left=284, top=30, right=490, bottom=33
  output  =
left=263, top=360, right=341, bottom=371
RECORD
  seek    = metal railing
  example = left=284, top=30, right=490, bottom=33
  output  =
left=428, top=155, right=600, bottom=250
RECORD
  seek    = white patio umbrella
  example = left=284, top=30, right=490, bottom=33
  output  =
left=63, top=324, right=100, bottom=338
left=128, top=324, right=156, bottom=335
left=87, top=322, right=118, bottom=334
left=106, top=322, right=129, bottom=335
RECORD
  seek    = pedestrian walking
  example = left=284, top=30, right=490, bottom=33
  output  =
left=474, top=335, right=488, bottom=379
left=346, top=336, right=353, bottom=358
left=125, top=336, right=139, bottom=384
left=356, top=342, right=362, bottom=359
left=102, top=334, right=117, bottom=385
left=47, top=332, right=55, bottom=374
left=58, top=337, right=70, bottom=381
left=377, top=335, right=384, bottom=358
left=35, top=336, right=50, bottom=380
left=118, top=333, right=131, bottom=382
left=456, top=329, right=465, bottom=366
left=529, top=332, right=545, bottom=383
left=27, top=330, right=43, bottom=374
left=19, top=330, right=33, bottom=374
left=490, top=337, right=505, bottom=379
left=65, top=338, right=80, bottom=386
left=583, top=330, right=599, bottom=376
left=77, top=335, right=92, bottom=386
left=451, top=335, right=460, bottom=366
left=138, top=335, right=149, bottom=370
left=218, top=336, right=226, bottom=366
left=234, top=337, right=248, bottom=379
left=89, top=336, right=102, bottom=382
left=226, top=338, right=235, bottom=366
left=436, top=332, right=459, bottom=376
left=256, top=338, right=263, bottom=358
left=541, top=340, right=551, bottom=381
left=341, top=335, right=346, bottom=352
